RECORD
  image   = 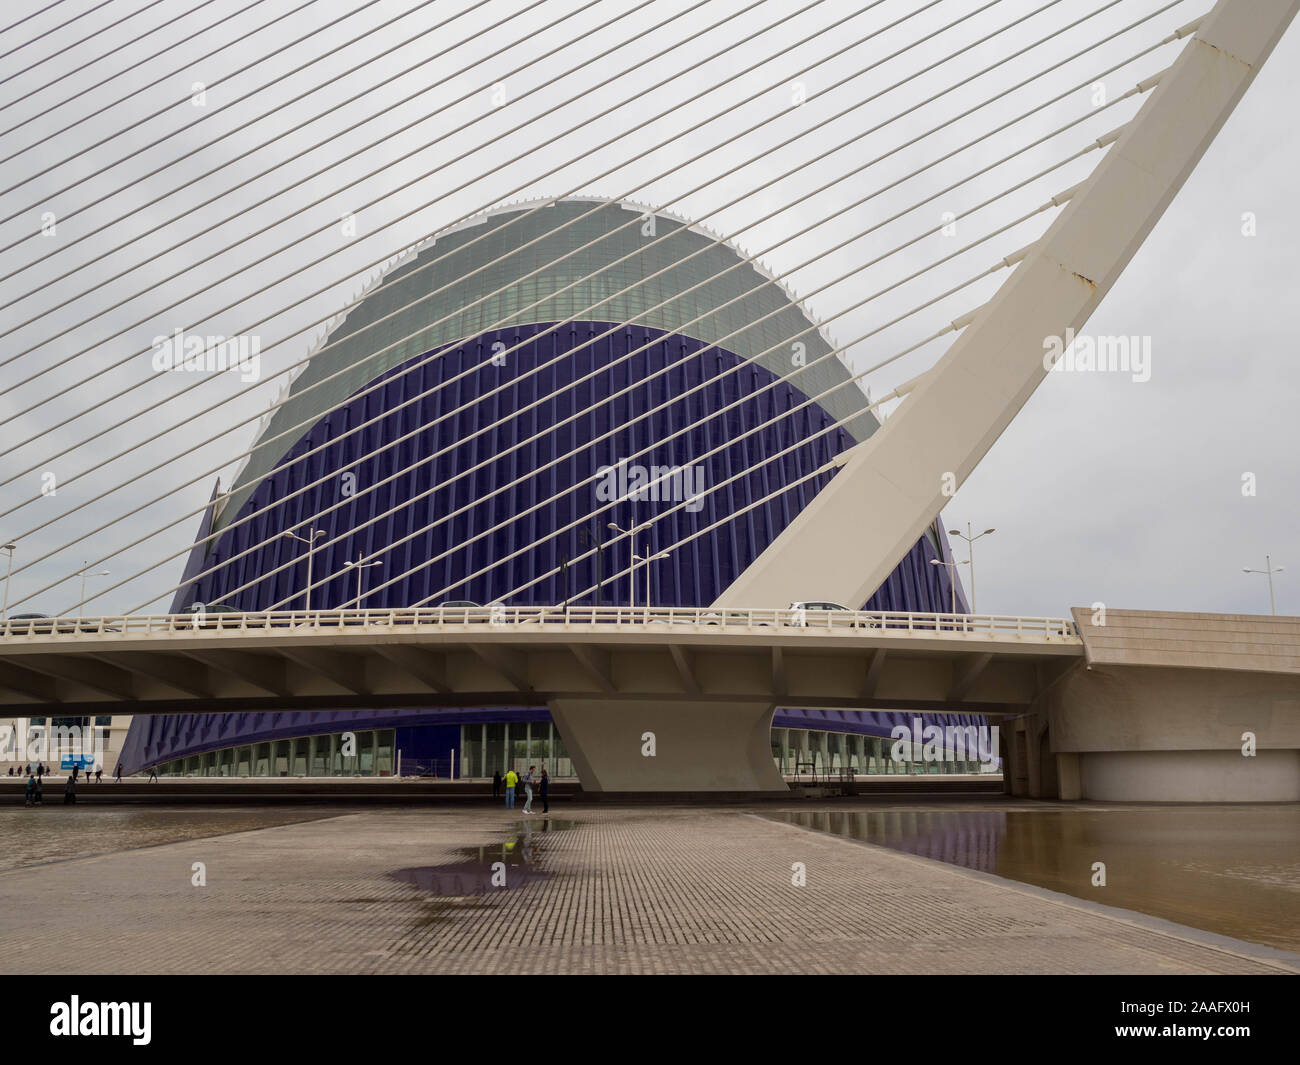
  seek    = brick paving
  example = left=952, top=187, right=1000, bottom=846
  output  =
left=0, top=806, right=1294, bottom=974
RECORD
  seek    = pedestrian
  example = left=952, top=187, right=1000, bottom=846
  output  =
left=522, top=765, right=535, bottom=815
left=539, top=765, right=549, bottom=814
left=24, top=773, right=34, bottom=806
left=36, top=763, right=43, bottom=780
left=492, top=769, right=501, bottom=799
left=503, top=767, right=518, bottom=809
left=147, top=765, right=158, bottom=782
left=33, top=775, right=43, bottom=806
left=114, top=762, right=123, bottom=782
left=63, top=776, right=76, bottom=805
left=71, top=764, right=79, bottom=784
left=95, top=768, right=102, bottom=783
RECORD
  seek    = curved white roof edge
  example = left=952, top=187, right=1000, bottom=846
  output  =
left=225, top=194, right=855, bottom=497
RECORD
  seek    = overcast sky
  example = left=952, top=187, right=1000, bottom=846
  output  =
left=0, top=0, right=1294, bottom=617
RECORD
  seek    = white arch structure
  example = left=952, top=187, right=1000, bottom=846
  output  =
left=717, top=0, right=1300, bottom=609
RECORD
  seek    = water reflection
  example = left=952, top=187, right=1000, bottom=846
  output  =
left=391, top=817, right=573, bottom=896
left=776, top=805, right=1300, bottom=951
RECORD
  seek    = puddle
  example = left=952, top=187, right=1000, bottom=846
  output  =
left=391, top=817, right=575, bottom=896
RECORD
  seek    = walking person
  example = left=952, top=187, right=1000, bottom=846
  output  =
left=114, top=762, right=123, bottom=782
left=24, top=773, right=34, bottom=806
left=522, top=765, right=535, bottom=815
left=95, top=768, right=102, bottom=783
left=503, top=767, right=518, bottom=809
left=63, top=775, right=76, bottom=805
left=35, top=763, right=43, bottom=781
left=539, top=766, right=549, bottom=814
left=147, top=765, right=158, bottom=782
left=492, top=769, right=501, bottom=800
left=33, top=775, right=43, bottom=806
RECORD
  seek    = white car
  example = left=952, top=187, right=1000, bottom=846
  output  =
left=786, top=601, right=873, bottom=629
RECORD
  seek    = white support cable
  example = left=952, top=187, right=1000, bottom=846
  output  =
left=11, top=41, right=1168, bottom=603
left=12, top=4, right=1190, bottom=611
left=0, top=0, right=884, bottom=388
left=297, top=226, right=1042, bottom=614
left=167, top=200, right=1058, bottom=618
left=0, top=0, right=433, bottom=200
left=0, top=0, right=733, bottom=310
left=0, top=0, right=1092, bottom=491
left=2, top=0, right=259, bottom=124
left=0, top=0, right=1176, bottom=551
left=1, top=1, right=75, bottom=39
left=0, top=0, right=299, bottom=140
left=12, top=34, right=1156, bottom=591
left=0, top=0, right=168, bottom=90
left=0, top=0, right=112, bottom=61
left=441, top=359, right=944, bottom=609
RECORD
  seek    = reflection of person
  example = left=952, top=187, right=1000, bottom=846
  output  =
left=522, top=766, right=535, bottom=815
left=503, top=768, right=518, bottom=809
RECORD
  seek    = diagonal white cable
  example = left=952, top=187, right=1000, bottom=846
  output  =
left=0, top=0, right=864, bottom=390
left=5, top=0, right=1142, bottom=546
left=1, top=0, right=252, bottom=123
left=157, top=191, right=1070, bottom=616
left=0, top=0, right=300, bottom=140
left=8, top=7, right=1178, bottom=582
left=0, top=0, right=112, bottom=62
left=0, top=0, right=425, bottom=200
left=264, top=209, right=1057, bottom=614
left=0, top=0, right=1059, bottom=491
left=0, top=0, right=729, bottom=311
left=0, top=0, right=168, bottom=91
left=450, top=354, right=943, bottom=608
left=1, top=0, right=74, bottom=38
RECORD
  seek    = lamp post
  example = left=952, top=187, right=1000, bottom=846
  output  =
left=1, top=543, right=14, bottom=620
left=608, top=521, right=651, bottom=612
left=578, top=524, right=604, bottom=607
left=1243, top=555, right=1284, bottom=615
left=947, top=522, right=995, bottom=614
left=77, top=562, right=110, bottom=619
left=633, top=549, right=671, bottom=615
left=282, top=527, right=325, bottom=612
left=929, top=557, right=969, bottom=616
left=343, top=554, right=382, bottom=609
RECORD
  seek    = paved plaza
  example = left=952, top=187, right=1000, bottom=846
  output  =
left=0, top=805, right=1295, bottom=975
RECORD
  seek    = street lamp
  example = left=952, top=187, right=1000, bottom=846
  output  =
left=929, top=557, right=969, bottom=616
left=947, top=522, right=995, bottom=614
left=76, top=562, right=110, bottom=619
left=632, top=549, right=671, bottom=614
left=1, top=543, right=14, bottom=620
left=577, top=524, right=604, bottom=607
left=607, top=521, right=652, bottom=611
left=282, top=527, right=326, bottom=611
left=1243, top=555, right=1284, bottom=615
left=343, top=554, right=382, bottom=609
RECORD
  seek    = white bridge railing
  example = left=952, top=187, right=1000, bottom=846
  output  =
left=0, top=605, right=1079, bottom=640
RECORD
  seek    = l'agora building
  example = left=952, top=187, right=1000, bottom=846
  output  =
left=120, top=199, right=982, bottom=780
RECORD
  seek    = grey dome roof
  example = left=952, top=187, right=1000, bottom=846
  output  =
left=217, top=197, right=878, bottom=531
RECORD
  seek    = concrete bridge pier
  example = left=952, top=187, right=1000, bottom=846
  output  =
left=548, top=697, right=787, bottom=794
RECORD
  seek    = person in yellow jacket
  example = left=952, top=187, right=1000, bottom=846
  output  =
left=503, top=768, right=518, bottom=809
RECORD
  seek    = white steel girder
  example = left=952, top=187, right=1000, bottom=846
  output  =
left=714, top=0, right=1300, bottom=610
